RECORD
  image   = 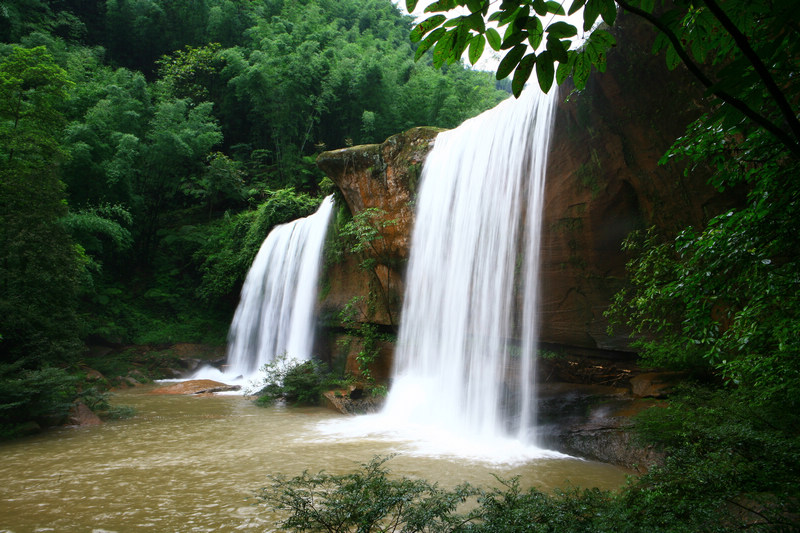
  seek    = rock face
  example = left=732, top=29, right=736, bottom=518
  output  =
left=317, top=126, right=441, bottom=329
left=538, top=16, right=724, bottom=353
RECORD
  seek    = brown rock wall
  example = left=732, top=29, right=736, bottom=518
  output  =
left=317, top=127, right=441, bottom=329
left=538, top=14, right=722, bottom=352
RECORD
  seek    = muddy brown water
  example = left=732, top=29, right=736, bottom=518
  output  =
left=0, top=386, right=628, bottom=532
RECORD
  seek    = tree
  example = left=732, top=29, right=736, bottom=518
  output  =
left=0, top=46, right=83, bottom=365
left=407, top=0, right=800, bottom=158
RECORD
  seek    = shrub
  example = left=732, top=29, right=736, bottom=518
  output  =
left=0, top=363, right=78, bottom=439
left=259, top=455, right=479, bottom=532
left=250, top=354, right=331, bottom=407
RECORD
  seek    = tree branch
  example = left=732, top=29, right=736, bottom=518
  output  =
left=614, top=0, right=800, bottom=158
left=701, top=0, right=800, bottom=146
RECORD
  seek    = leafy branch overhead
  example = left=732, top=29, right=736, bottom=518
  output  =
left=407, top=0, right=800, bottom=158
left=407, top=0, right=618, bottom=96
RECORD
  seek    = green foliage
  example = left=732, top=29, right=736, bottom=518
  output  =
left=0, top=45, right=73, bottom=162
left=607, top=152, right=800, bottom=406
left=337, top=207, right=401, bottom=326
left=77, top=386, right=136, bottom=420
left=339, top=207, right=397, bottom=271
left=0, top=363, right=78, bottom=439
left=0, top=45, right=84, bottom=365
left=250, top=354, right=331, bottom=407
left=262, top=448, right=800, bottom=532
left=630, top=386, right=800, bottom=532
left=259, top=455, right=480, bottom=532
left=82, top=347, right=185, bottom=381
left=196, top=189, right=321, bottom=303
left=408, top=0, right=616, bottom=95
left=0, top=0, right=510, bottom=433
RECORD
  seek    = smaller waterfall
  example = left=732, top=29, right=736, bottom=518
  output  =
left=226, top=195, right=334, bottom=378
left=194, top=195, right=334, bottom=384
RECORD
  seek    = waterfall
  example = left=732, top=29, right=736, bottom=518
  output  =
left=317, top=89, right=563, bottom=463
left=194, top=195, right=334, bottom=384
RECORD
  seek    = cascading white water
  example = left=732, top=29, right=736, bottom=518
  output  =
left=384, top=86, right=557, bottom=444
left=316, top=89, right=562, bottom=463
left=195, top=195, right=334, bottom=384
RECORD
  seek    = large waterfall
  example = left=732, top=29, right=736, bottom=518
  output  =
left=195, top=195, right=334, bottom=384
left=318, top=89, right=563, bottom=463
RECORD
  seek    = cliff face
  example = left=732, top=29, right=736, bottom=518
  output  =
left=316, top=126, right=440, bottom=332
left=537, top=16, right=720, bottom=353
left=316, top=14, right=726, bottom=361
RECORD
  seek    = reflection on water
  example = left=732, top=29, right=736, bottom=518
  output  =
left=0, top=386, right=627, bottom=532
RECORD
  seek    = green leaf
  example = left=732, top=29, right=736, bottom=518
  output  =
left=452, top=25, right=472, bottom=60
left=527, top=17, right=544, bottom=50
left=488, top=11, right=504, bottom=22
left=546, top=36, right=569, bottom=63
left=496, top=43, right=527, bottom=80
left=406, top=0, right=418, bottom=12
left=568, top=0, right=586, bottom=16
left=590, top=28, right=615, bottom=48
left=546, top=21, right=578, bottom=39
left=573, top=51, right=592, bottom=89
left=466, top=0, right=485, bottom=14
left=432, top=30, right=455, bottom=68
left=599, top=0, right=617, bottom=25
left=410, top=15, right=447, bottom=42
left=545, top=1, right=566, bottom=15
left=468, top=34, right=486, bottom=65
left=532, top=0, right=548, bottom=16
left=512, top=53, right=536, bottom=97
left=501, top=25, right=527, bottom=50
left=512, top=4, right=530, bottom=30
left=665, top=42, right=681, bottom=70
left=652, top=32, right=668, bottom=54
left=583, top=28, right=615, bottom=72
left=424, top=0, right=457, bottom=13
left=556, top=51, right=576, bottom=85
left=486, top=27, right=502, bottom=51
left=414, top=27, right=446, bottom=61
left=464, top=11, right=486, bottom=32
left=583, top=0, right=601, bottom=31
left=535, top=50, right=555, bottom=92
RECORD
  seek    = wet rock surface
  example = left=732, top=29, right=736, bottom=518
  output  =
left=323, top=389, right=385, bottom=415
left=150, top=380, right=240, bottom=395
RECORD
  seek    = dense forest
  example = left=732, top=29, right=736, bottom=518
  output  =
left=0, top=0, right=510, bottom=436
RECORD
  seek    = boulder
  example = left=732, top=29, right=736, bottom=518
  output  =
left=67, top=402, right=102, bottom=427
left=538, top=383, right=663, bottom=470
left=323, top=389, right=385, bottom=415
left=150, top=379, right=241, bottom=395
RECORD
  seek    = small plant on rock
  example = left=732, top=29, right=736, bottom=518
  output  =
left=250, top=354, right=331, bottom=407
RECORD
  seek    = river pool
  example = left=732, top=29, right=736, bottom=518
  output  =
left=0, top=386, right=627, bottom=532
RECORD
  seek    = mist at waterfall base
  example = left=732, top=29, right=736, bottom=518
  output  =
left=317, top=88, right=566, bottom=465
left=191, top=195, right=334, bottom=389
